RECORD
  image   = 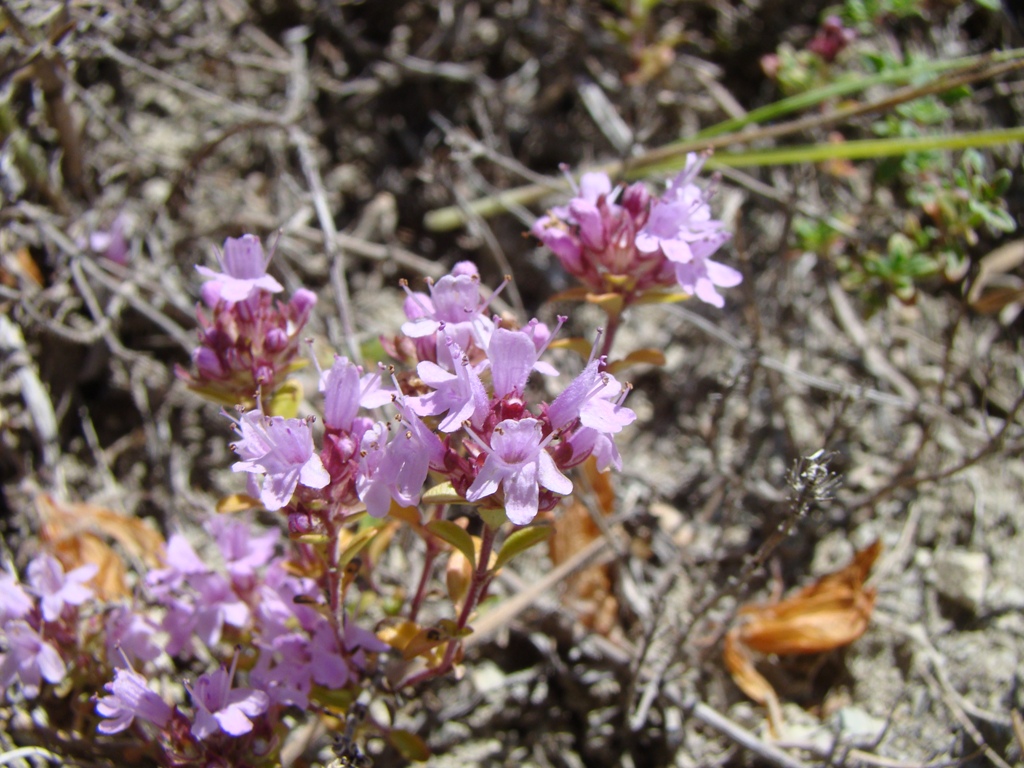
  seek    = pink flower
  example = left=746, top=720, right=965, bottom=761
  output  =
left=95, top=667, right=173, bottom=734
left=400, top=265, right=497, bottom=364
left=319, top=356, right=395, bottom=432
left=411, top=337, right=489, bottom=432
left=466, top=418, right=572, bottom=525
left=0, top=572, right=33, bottom=625
left=207, top=517, right=279, bottom=585
left=105, top=606, right=162, bottom=668
left=88, top=214, right=129, bottom=265
left=26, top=553, right=96, bottom=623
left=355, top=421, right=393, bottom=518
left=231, top=411, right=330, bottom=511
left=196, top=234, right=283, bottom=304
left=190, top=659, right=269, bottom=740
left=487, top=328, right=540, bottom=399
left=534, top=157, right=741, bottom=308
left=0, top=621, right=66, bottom=699
left=635, top=154, right=741, bottom=308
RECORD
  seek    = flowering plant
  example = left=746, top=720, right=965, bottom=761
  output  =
left=0, top=158, right=738, bottom=765
left=531, top=153, right=741, bottom=359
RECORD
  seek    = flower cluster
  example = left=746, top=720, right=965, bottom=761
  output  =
left=142, top=518, right=386, bottom=714
left=0, top=513, right=387, bottom=766
left=531, top=153, right=742, bottom=308
left=0, top=554, right=95, bottom=699
left=176, top=234, right=317, bottom=406
left=0, top=221, right=663, bottom=763
left=231, top=261, right=637, bottom=528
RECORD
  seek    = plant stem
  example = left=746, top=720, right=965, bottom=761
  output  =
left=401, top=523, right=498, bottom=688
left=600, top=309, right=622, bottom=362
left=409, top=517, right=442, bottom=623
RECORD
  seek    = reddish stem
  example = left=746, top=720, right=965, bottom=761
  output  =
left=401, top=523, right=498, bottom=688
left=408, top=538, right=439, bottom=624
left=599, top=308, right=622, bottom=364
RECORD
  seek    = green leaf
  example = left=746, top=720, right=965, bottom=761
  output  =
left=267, top=379, right=302, bottom=418
left=478, top=507, right=508, bottom=530
left=421, top=481, right=464, bottom=504
left=388, top=729, right=431, bottom=761
left=607, top=348, right=667, bottom=375
left=425, top=520, right=476, bottom=568
left=634, top=290, right=691, bottom=305
left=309, top=685, right=358, bottom=712
left=493, top=525, right=553, bottom=570
left=338, top=527, right=379, bottom=571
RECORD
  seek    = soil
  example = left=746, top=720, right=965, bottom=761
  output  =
left=2, top=1, right=1024, bottom=767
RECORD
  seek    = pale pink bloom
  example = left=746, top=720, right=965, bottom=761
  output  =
left=196, top=234, right=283, bottom=304
left=96, top=667, right=173, bottom=734
left=466, top=418, right=572, bottom=525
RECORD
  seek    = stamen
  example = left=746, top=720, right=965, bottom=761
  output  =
left=558, top=163, right=579, bottom=195
left=399, top=279, right=434, bottom=317
left=479, top=277, right=509, bottom=314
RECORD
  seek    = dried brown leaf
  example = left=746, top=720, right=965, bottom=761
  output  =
left=549, top=457, right=619, bottom=634
left=49, top=532, right=129, bottom=601
left=36, top=493, right=165, bottom=568
left=967, top=239, right=1024, bottom=306
left=735, top=540, right=880, bottom=655
left=724, top=541, right=881, bottom=735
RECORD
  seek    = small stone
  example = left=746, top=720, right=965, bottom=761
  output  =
left=931, top=549, right=988, bottom=613
left=834, top=706, right=887, bottom=746
left=470, top=661, right=506, bottom=694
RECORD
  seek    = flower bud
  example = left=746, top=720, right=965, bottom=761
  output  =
left=264, top=328, right=288, bottom=352
left=290, top=288, right=317, bottom=319
left=193, top=347, right=226, bottom=379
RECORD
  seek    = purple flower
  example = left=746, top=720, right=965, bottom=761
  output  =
left=357, top=403, right=445, bottom=517
left=342, top=617, right=389, bottom=668
left=534, top=156, right=741, bottom=309
left=671, top=253, right=743, bottom=308
left=88, top=213, right=129, bottom=265
left=146, top=533, right=209, bottom=598
left=356, top=421, right=393, bottom=518
left=161, top=599, right=201, bottom=657
left=386, top=405, right=446, bottom=509
left=250, top=636, right=312, bottom=709
left=0, top=620, right=66, bottom=698
left=191, top=574, right=251, bottom=648
left=411, top=337, right=489, bottom=432
left=26, top=553, right=97, bottom=622
left=320, top=356, right=395, bottom=432
left=487, top=328, right=540, bottom=399
left=401, top=266, right=496, bottom=363
left=309, top=621, right=353, bottom=689
left=207, top=517, right=279, bottom=586
left=466, top=418, right=573, bottom=525
left=548, top=359, right=636, bottom=472
left=566, top=425, right=623, bottom=472
left=95, top=667, right=173, bottom=734
left=190, top=660, right=269, bottom=740
left=635, top=154, right=741, bottom=308
left=0, top=572, right=33, bottom=625
left=255, top=562, right=321, bottom=640
left=231, top=411, right=330, bottom=511
left=105, top=606, right=162, bottom=668
left=196, top=234, right=284, bottom=304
